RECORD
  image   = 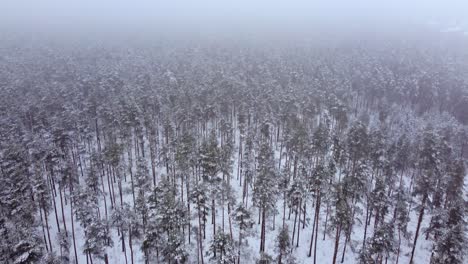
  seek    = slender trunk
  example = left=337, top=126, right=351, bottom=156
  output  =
left=119, top=175, right=124, bottom=207
left=129, top=226, right=134, bottom=264
left=100, top=169, right=108, bottom=221
left=340, top=233, right=349, bottom=263
left=313, top=202, right=320, bottom=264
left=106, top=165, right=114, bottom=209
left=197, top=195, right=205, bottom=264
left=109, top=166, right=117, bottom=208
left=409, top=195, right=426, bottom=264
left=228, top=203, right=233, bottom=240
left=70, top=181, right=78, bottom=264
left=50, top=174, right=61, bottom=233
left=43, top=206, right=53, bottom=252
left=212, top=199, right=216, bottom=255
left=187, top=176, right=191, bottom=244
left=39, top=207, right=49, bottom=252
left=122, top=231, right=128, bottom=264
left=282, top=192, right=286, bottom=228
left=292, top=204, right=298, bottom=246
left=302, top=201, right=307, bottom=229
left=222, top=193, right=225, bottom=233
left=150, top=143, right=156, bottom=187
left=59, top=187, right=68, bottom=234
left=332, top=225, right=341, bottom=264
left=296, top=199, right=302, bottom=247
left=260, top=207, right=266, bottom=252
left=238, top=218, right=242, bottom=264
left=363, top=198, right=370, bottom=247
left=308, top=203, right=317, bottom=257
left=396, top=228, right=401, bottom=264
left=323, top=204, right=330, bottom=240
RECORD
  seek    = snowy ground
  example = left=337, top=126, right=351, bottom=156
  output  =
left=46, top=127, right=437, bottom=264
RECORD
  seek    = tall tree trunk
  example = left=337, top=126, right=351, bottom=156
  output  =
left=50, top=171, right=61, bottom=233
left=396, top=228, right=401, bottom=264
left=296, top=199, right=302, bottom=247
left=323, top=204, right=330, bottom=240
left=228, top=203, right=234, bottom=240
left=100, top=169, right=108, bottom=220
left=39, top=207, right=49, bottom=252
left=260, top=207, right=266, bottom=252
left=308, top=203, right=317, bottom=257
left=70, top=172, right=79, bottom=264
left=43, top=205, right=53, bottom=252
left=238, top=218, right=242, bottom=264
left=340, top=233, right=349, bottom=263
left=313, top=203, right=320, bottom=264
left=282, top=192, right=287, bottom=228
left=71, top=199, right=78, bottom=264
left=122, top=231, right=128, bottom=264
left=129, top=226, right=134, bottom=264
left=106, top=165, right=114, bottom=209
left=409, top=195, right=427, bottom=264
left=59, top=187, right=68, bottom=234
left=332, top=225, right=341, bottom=264
left=212, top=198, right=216, bottom=257
left=292, top=204, right=298, bottom=246
left=363, top=198, right=370, bottom=247
left=196, top=194, right=205, bottom=264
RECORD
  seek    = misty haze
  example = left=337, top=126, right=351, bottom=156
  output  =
left=1, top=1, right=467, bottom=264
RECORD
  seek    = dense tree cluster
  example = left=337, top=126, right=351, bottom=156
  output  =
left=0, top=31, right=467, bottom=263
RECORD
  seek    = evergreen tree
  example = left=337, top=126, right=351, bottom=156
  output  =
left=232, top=204, right=254, bottom=264
left=253, top=134, right=279, bottom=253
left=0, top=143, right=44, bottom=263
left=134, top=156, right=151, bottom=235
left=208, top=230, right=236, bottom=264
left=83, top=218, right=113, bottom=262
left=150, top=178, right=188, bottom=263
left=430, top=160, right=466, bottom=264
left=256, top=252, right=274, bottom=264
left=410, top=127, right=439, bottom=264
left=57, top=231, right=70, bottom=263
left=275, top=227, right=296, bottom=264
left=430, top=196, right=466, bottom=264
left=359, top=221, right=396, bottom=263
left=329, top=182, right=352, bottom=264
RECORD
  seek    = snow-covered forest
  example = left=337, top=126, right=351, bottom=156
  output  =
left=0, top=29, right=467, bottom=264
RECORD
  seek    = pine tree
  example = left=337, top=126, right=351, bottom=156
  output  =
left=359, top=221, right=396, bottom=263
left=232, top=204, right=254, bottom=264
left=110, top=203, right=134, bottom=264
left=410, top=127, right=439, bottom=264
left=287, top=168, right=306, bottom=248
left=0, top=143, right=44, bottom=263
left=307, top=161, right=332, bottom=261
left=430, top=196, right=466, bottom=264
left=329, top=182, right=352, bottom=264
left=200, top=130, right=222, bottom=238
left=392, top=185, right=410, bottom=264
left=275, top=227, right=296, bottom=264
left=57, top=231, right=70, bottom=263
left=256, top=252, right=274, bottom=264
left=151, top=178, right=188, bottom=263
left=253, top=134, right=279, bottom=253
left=208, top=230, right=236, bottom=264
left=430, top=160, right=466, bottom=264
left=134, top=156, right=151, bottom=236
left=83, top=218, right=113, bottom=262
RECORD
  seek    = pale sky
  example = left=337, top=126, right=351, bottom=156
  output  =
left=2, top=0, right=467, bottom=32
